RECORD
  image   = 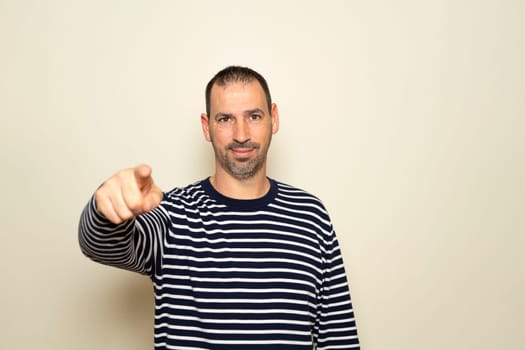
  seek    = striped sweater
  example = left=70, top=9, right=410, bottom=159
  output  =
left=79, top=177, right=360, bottom=350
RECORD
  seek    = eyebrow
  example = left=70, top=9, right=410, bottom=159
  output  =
left=214, top=112, right=233, bottom=120
left=214, top=108, right=265, bottom=120
left=244, top=108, right=265, bottom=116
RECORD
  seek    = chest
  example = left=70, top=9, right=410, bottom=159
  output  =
left=156, top=213, right=324, bottom=314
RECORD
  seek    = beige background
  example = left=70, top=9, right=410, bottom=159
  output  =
left=1, top=0, right=524, bottom=349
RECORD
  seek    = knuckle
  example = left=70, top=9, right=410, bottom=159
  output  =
left=128, top=201, right=143, bottom=214
left=111, top=216, right=123, bottom=225
left=124, top=191, right=143, bottom=213
left=115, top=202, right=134, bottom=220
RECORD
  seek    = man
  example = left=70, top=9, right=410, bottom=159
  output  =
left=79, top=66, right=360, bottom=349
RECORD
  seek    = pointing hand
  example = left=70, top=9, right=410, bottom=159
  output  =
left=95, top=164, right=163, bottom=224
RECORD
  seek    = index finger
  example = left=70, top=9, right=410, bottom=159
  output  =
left=134, top=164, right=153, bottom=188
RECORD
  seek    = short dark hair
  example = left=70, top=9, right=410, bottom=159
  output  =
left=205, top=66, right=272, bottom=117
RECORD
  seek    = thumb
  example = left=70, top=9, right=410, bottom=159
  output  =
left=143, top=184, right=163, bottom=212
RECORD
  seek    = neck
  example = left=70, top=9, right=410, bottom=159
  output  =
left=210, top=168, right=270, bottom=200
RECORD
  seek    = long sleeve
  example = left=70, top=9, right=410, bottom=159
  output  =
left=78, top=195, right=168, bottom=277
left=313, top=228, right=360, bottom=349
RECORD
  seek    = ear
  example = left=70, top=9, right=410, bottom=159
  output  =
left=270, top=103, right=280, bottom=134
left=200, top=113, right=212, bottom=142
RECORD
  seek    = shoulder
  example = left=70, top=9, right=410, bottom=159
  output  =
left=273, top=179, right=324, bottom=204
left=162, top=178, right=211, bottom=207
left=272, top=179, right=331, bottom=219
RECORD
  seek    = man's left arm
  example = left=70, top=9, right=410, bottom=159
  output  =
left=313, top=228, right=360, bottom=349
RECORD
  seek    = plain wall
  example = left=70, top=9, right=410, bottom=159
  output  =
left=1, top=0, right=523, bottom=349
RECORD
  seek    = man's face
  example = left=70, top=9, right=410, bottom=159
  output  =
left=201, top=80, right=279, bottom=181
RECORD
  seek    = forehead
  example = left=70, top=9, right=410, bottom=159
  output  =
left=210, top=80, right=268, bottom=114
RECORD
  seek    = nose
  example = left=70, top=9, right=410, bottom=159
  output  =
left=233, top=117, right=250, bottom=143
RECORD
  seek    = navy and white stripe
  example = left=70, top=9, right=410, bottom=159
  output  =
left=79, top=178, right=360, bottom=349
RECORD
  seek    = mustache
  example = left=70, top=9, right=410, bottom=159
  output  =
left=227, top=141, right=260, bottom=150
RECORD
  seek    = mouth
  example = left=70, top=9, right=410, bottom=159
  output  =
left=226, top=141, right=260, bottom=159
left=231, top=148, right=255, bottom=158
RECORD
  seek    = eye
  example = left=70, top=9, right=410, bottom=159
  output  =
left=217, top=115, right=231, bottom=123
left=249, top=113, right=262, bottom=121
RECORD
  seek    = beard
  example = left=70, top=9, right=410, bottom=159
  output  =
left=212, top=137, right=271, bottom=181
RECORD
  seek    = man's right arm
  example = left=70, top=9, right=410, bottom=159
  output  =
left=78, top=164, right=165, bottom=276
